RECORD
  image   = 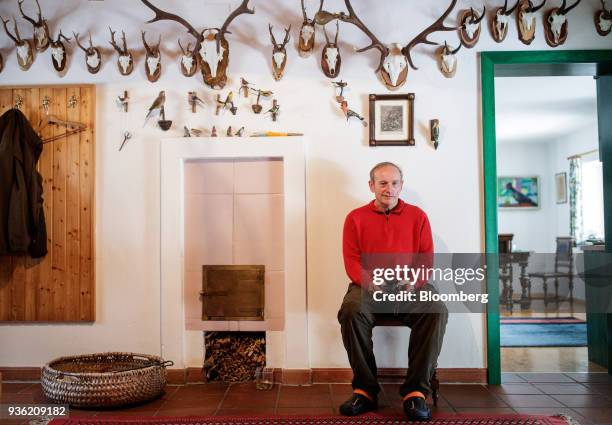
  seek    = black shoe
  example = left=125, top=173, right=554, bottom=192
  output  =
left=403, top=396, right=432, bottom=421
left=339, top=393, right=378, bottom=416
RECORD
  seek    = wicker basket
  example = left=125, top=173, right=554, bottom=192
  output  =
left=41, top=352, right=173, bottom=408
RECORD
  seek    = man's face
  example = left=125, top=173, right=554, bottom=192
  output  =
left=369, top=165, right=403, bottom=210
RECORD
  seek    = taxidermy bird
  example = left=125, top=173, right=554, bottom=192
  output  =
left=341, top=100, right=367, bottom=127
left=144, top=90, right=166, bottom=127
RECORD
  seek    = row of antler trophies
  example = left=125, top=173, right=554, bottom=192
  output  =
left=1, top=0, right=611, bottom=88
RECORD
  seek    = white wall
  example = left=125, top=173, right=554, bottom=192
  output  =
left=497, top=141, right=554, bottom=253
left=0, top=0, right=609, bottom=370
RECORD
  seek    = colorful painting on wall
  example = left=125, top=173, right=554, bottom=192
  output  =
left=497, top=176, right=539, bottom=209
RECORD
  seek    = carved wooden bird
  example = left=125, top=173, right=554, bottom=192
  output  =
left=144, top=90, right=165, bottom=126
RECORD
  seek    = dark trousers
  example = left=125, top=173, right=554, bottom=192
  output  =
left=337, top=283, right=448, bottom=399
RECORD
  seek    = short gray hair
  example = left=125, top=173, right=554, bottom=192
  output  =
left=369, top=162, right=403, bottom=182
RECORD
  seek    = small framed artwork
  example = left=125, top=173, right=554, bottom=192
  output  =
left=497, top=176, right=540, bottom=209
left=369, top=93, right=415, bottom=146
left=555, top=172, right=567, bottom=204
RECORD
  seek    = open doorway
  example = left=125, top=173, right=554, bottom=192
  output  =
left=495, top=75, right=605, bottom=373
left=480, top=50, right=612, bottom=384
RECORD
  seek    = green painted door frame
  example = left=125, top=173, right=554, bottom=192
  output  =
left=480, top=50, right=612, bottom=385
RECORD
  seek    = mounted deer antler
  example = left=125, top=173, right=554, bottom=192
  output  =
left=438, top=40, right=461, bottom=78
left=49, top=30, right=70, bottom=72
left=140, top=0, right=254, bottom=89
left=458, top=6, right=486, bottom=48
left=298, top=0, right=323, bottom=57
left=315, top=0, right=458, bottom=89
left=2, top=16, right=35, bottom=71
left=318, top=0, right=389, bottom=73
left=269, top=24, right=291, bottom=81
left=321, top=21, right=341, bottom=78
left=517, top=0, right=547, bottom=44
left=18, top=0, right=49, bottom=51
left=74, top=31, right=102, bottom=74
left=491, top=0, right=519, bottom=42
left=178, top=38, right=198, bottom=77
left=109, top=27, right=134, bottom=75
left=403, top=0, right=460, bottom=70
left=142, top=30, right=162, bottom=82
left=595, top=0, right=612, bottom=36
left=544, top=0, right=581, bottom=46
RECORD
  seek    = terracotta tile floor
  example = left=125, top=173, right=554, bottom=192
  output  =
left=2, top=373, right=612, bottom=425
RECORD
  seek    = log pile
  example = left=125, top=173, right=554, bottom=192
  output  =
left=203, top=331, right=265, bottom=382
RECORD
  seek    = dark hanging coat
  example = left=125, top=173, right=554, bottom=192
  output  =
left=0, top=108, right=47, bottom=258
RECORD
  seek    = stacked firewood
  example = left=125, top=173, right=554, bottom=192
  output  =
left=203, top=332, right=265, bottom=382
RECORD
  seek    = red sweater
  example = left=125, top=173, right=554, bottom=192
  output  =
left=342, top=199, right=433, bottom=288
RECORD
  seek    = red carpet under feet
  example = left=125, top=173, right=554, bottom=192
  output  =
left=48, top=414, right=579, bottom=425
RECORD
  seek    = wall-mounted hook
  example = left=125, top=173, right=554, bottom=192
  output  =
left=68, top=95, right=78, bottom=109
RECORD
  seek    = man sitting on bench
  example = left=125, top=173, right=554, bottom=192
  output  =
left=338, top=162, right=448, bottom=421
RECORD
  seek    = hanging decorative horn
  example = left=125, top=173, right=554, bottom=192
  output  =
left=298, top=0, right=323, bottom=57
left=516, top=0, right=547, bottom=45
left=437, top=41, right=461, bottom=78
left=0, top=51, right=4, bottom=74
left=321, top=21, right=341, bottom=78
left=49, top=29, right=70, bottom=72
left=544, top=0, right=581, bottom=47
left=458, top=6, right=485, bottom=48
left=18, top=0, right=49, bottom=52
left=269, top=24, right=291, bottom=81
left=74, top=31, right=102, bottom=74
left=1, top=16, right=35, bottom=71
left=142, top=30, right=162, bottom=82
left=178, top=38, right=198, bottom=77
left=109, top=27, right=134, bottom=76
left=596, top=0, right=612, bottom=36
left=491, top=0, right=519, bottom=42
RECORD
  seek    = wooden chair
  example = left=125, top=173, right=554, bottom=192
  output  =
left=373, top=316, right=440, bottom=406
left=528, top=237, right=576, bottom=302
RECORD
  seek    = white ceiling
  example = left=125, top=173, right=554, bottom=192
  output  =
left=495, top=76, right=598, bottom=145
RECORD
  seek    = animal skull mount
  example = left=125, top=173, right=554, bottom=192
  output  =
left=18, top=0, right=49, bottom=52
left=437, top=41, right=461, bottom=78
left=321, top=21, right=341, bottom=78
left=298, top=0, right=323, bottom=57
left=491, top=0, right=519, bottom=42
left=74, top=32, right=102, bottom=74
left=140, top=0, right=254, bottom=90
left=315, top=0, right=459, bottom=90
left=178, top=39, right=198, bottom=77
left=1, top=16, right=34, bottom=71
left=544, top=0, right=581, bottom=47
left=517, top=0, right=547, bottom=45
left=458, top=6, right=485, bottom=48
left=50, top=30, right=70, bottom=73
left=596, top=0, right=612, bottom=35
left=109, top=27, right=134, bottom=76
left=142, top=31, right=162, bottom=82
left=269, top=24, right=291, bottom=81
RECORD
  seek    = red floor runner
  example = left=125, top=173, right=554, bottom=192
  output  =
left=48, top=413, right=577, bottom=425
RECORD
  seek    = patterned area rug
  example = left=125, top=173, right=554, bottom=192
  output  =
left=500, top=317, right=585, bottom=324
left=48, top=414, right=578, bottom=425
left=501, top=317, right=587, bottom=347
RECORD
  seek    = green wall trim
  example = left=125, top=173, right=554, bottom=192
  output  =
left=480, top=50, right=612, bottom=384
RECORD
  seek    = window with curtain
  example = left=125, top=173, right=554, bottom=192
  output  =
left=582, top=155, right=604, bottom=242
left=569, top=152, right=604, bottom=244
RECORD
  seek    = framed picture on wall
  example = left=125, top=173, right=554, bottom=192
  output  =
left=497, top=176, right=540, bottom=209
left=368, top=93, right=415, bottom=146
left=555, top=172, right=567, bottom=204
